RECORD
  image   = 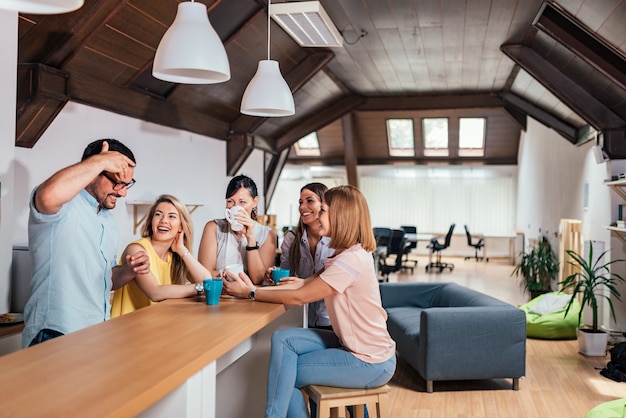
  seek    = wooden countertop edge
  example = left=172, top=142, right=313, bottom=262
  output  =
left=0, top=298, right=288, bottom=417
left=113, top=301, right=288, bottom=417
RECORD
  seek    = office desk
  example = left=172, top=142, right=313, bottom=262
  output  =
left=404, top=233, right=433, bottom=261
left=405, top=233, right=433, bottom=244
left=0, top=297, right=289, bottom=417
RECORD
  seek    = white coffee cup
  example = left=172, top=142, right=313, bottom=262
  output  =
left=225, top=206, right=244, bottom=231
left=223, top=263, right=245, bottom=281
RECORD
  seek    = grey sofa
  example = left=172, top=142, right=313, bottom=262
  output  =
left=379, top=282, right=526, bottom=392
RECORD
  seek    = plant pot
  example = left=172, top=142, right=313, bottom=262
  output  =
left=577, top=328, right=609, bottom=356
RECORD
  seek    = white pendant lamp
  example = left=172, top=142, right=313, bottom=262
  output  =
left=0, top=0, right=83, bottom=14
left=240, top=0, right=294, bottom=117
left=153, top=1, right=230, bottom=84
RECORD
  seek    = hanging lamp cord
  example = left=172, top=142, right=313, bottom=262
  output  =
left=267, top=0, right=271, bottom=60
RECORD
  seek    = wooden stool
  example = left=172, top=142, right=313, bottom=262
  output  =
left=302, top=384, right=391, bottom=418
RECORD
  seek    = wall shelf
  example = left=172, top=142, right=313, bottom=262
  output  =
left=606, top=179, right=626, bottom=200
left=126, top=201, right=205, bottom=234
left=607, top=226, right=626, bottom=243
left=607, top=180, right=626, bottom=243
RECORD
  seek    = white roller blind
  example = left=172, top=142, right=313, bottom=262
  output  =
left=360, top=176, right=515, bottom=235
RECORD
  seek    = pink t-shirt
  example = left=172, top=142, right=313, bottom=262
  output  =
left=319, top=244, right=396, bottom=363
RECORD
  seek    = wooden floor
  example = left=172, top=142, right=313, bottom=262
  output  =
left=382, top=255, right=626, bottom=418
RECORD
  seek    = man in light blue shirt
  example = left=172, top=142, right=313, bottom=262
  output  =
left=22, top=139, right=150, bottom=348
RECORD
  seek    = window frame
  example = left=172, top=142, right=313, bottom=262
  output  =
left=386, top=118, right=415, bottom=157
left=458, top=117, right=486, bottom=157
left=422, top=117, right=449, bottom=157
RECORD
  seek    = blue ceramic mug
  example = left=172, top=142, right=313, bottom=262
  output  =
left=271, top=268, right=290, bottom=285
left=203, top=278, right=223, bottom=305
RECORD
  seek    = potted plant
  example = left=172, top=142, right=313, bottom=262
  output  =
left=512, top=236, right=559, bottom=300
left=560, top=242, right=625, bottom=356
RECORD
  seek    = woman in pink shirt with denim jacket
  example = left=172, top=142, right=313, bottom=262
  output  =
left=222, top=185, right=396, bottom=418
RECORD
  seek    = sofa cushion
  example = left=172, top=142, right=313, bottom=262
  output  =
left=433, top=282, right=509, bottom=308
left=386, top=307, right=422, bottom=340
left=529, top=293, right=570, bottom=315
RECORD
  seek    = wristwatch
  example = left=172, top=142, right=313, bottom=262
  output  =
left=246, top=243, right=260, bottom=251
left=194, top=283, right=203, bottom=295
left=249, top=287, right=257, bottom=301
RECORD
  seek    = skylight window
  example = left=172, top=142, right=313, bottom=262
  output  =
left=423, top=118, right=448, bottom=156
left=386, top=119, right=415, bottom=157
left=294, top=132, right=321, bottom=156
left=459, top=118, right=486, bottom=157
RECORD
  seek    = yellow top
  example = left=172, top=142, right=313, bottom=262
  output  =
left=111, top=237, right=172, bottom=317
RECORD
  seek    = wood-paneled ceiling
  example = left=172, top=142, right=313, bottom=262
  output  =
left=14, top=0, right=626, bottom=188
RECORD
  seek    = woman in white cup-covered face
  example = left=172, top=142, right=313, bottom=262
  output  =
left=198, top=174, right=276, bottom=284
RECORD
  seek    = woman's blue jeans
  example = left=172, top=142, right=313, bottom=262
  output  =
left=265, top=328, right=396, bottom=418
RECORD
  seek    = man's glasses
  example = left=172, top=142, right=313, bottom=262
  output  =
left=101, top=172, right=136, bottom=191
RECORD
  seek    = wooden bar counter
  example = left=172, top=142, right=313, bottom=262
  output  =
left=0, top=322, right=24, bottom=339
left=0, top=296, right=288, bottom=417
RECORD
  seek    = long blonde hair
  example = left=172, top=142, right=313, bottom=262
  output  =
left=141, top=194, right=194, bottom=285
left=323, top=185, right=376, bottom=252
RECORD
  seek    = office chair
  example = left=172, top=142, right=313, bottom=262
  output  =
left=378, top=229, right=406, bottom=281
left=426, top=224, right=455, bottom=273
left=372, top=227, right=392, bottom=277
left=373, top=227, right=392, bottom=257
left=400, top=225, right=418, bottom=272
left=464, top=225, right=487, bottom=262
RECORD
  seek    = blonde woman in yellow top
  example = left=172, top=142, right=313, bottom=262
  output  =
left=111, top=194, right=211, bottom=317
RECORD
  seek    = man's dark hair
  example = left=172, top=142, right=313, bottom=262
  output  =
left=81, top=139, right=136, bottom=163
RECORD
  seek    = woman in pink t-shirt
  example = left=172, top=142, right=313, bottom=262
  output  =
left=222, top=185, right=396, bottom=418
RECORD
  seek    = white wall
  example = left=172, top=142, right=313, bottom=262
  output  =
left=516, top=118, right=626, bottom=330
left=516, top=119, right=592, bottom=245
left=0, top=9, right=18, bottom=314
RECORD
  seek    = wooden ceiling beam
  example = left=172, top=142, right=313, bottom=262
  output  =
left=501, top=44, right=624, bottom=130
left=264, top=148, right=290, bottom=210
left=16, top=64, right=69, bottom=148
left=288, top=156, right=519, bottom=166
left=70, top=72, right=231, bottom=140
left=226, top=134, right=254, bottom=176
left=275, top=95, right=366, bottom=151
left=342, top=114, right=358, bottom=188
left=359, top=94, right=505, bottom=111
left=284, top=51, right=334, bottom=93
left=533, top=2, right=626, bottom=91
left=19, top=0, right=129, bottom=66
left=500, top=92, right=576, bottom=143
left=502, top=102, right=527, bottom=132
left=575, top=125, right=597, bottom=145
left=601, top=129, right=626, bottom=160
